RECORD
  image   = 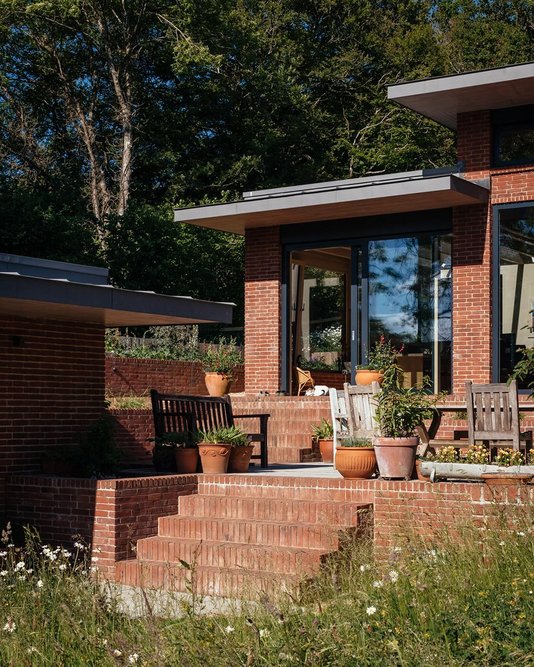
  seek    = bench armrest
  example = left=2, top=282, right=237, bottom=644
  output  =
left=233, top=413, right=270, bottom=420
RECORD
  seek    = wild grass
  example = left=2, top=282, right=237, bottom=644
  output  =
left=1, top=511, right=533, bottom=666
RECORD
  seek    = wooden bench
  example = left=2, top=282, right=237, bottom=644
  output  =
left=150, top=390, right=269, bottom=468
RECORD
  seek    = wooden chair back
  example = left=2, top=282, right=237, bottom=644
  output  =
left=296, top=367, right=314, bottom=395
left=466, top=380, right=521, bottom=449
left=343, top=382, right=380, bottom=439
left=329, top=388, right=348, bottom=445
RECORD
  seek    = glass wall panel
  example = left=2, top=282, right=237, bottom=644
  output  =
left=368, top=235, right=452, bottom=391
left=498, top=205, right=534, bottom=385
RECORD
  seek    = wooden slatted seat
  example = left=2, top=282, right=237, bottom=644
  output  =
left=466, top=380, right=532, bottom=454
left=343, top=382, right=381, bottom=439
left=150, top=390, right=269, bottom=468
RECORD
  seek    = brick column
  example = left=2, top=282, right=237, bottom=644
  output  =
left=244, top=226, right=282, bottom=393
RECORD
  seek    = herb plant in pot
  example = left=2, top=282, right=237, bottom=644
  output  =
left=201, top=337, right=243, bottom=397
left=356, top=336, right=401, bottom=386
left=312, top=418, right=334, bottom=463
left=198, top=426, right=244, bottom=474
left=374, top=385, right=436, bottom=480
left=336, top=437, right=377, bottom=479
left=226, top=428, right=254, bottom=473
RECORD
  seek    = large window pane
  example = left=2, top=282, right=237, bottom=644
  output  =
left=368, top=235, right=452, bottom=391
left=499, top=206, right=534, bottom=385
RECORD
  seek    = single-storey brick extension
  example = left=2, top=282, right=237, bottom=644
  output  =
left=176, top=61, right=534, bottom=398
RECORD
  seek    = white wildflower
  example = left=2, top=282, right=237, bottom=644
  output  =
left=27, top=647, right=38, bottom=654
left=359, top=564, right=370, bottom=572
left=517, top=531, right=526, bottom=537
left=372, top=580, right=383, bottom=588
left=102, top=639, right=108, bottom=646
left=112, top=649, right=122, bottom=657
left=58, top=564, right=67, bottom=571
left=0, top=552, right=6, bottom=557
left=36, top=580, right=44, bottom=588
left=61, top=550, right=71, bottom=558
left=224, top=625, right=235, bottom=633
left=366, top=606, right=377, bottom=616
left=128, top=654, right=139, bottom=664
left=14, top=561, right=25, bottom=571
left=259, top=629, right=270, bottom=638
left=499, top=541, right=506, bottom=546
left=3, top=620, right=16, bottom=633
left=389, top=570, right=399, bottom=583
left=91, top=556, right=99, bottom=562
left=90, top=566, right=98, bottom=574
left=0, top=571, right=7, bottom=578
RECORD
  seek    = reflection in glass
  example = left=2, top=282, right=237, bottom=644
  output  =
left=368, top=235, right=452, bottom=391
left=499, top=206, right=534, bottom=386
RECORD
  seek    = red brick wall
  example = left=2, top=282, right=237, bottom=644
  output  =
left=105, top=356, right=244, bottom=397
left=0, top=317, right=106, bottom=480
left=6, top=474, right=198, bottom=578
left=244, top=227, right=282, bottom=392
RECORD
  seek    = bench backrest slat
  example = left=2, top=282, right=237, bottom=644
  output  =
left=151, top=390, right=234, bottom=438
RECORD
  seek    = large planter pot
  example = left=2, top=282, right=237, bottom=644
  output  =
left=374, top=437, right=418, bottom=480
left=198, top=442, right=231, bottom=474
left=228, top=444, right=254, bottom=473
left=335, top=446, right=377, bottom=479
left=356, top=369, right=384, bottom=386
left=204, top=372, right=232, bottom=397
left=175, top=447, right=199, bottom=474
left=318, top=438, right=334, bottom=463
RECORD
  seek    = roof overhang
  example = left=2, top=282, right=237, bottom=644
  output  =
left=0, top=273, right=234, bottom=326
left=388, top=61, right=534, bottom=129
left=174, top=172, right=489, bottom=235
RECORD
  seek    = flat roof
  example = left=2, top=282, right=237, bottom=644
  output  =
left=174, top=170, right=489, bottom=235
left=388, top=61, right=534, bottom=129
left=0, top=257, right=234, bottom=326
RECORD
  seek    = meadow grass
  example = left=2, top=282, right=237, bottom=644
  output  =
left=0, top=509, right=533, bottom=666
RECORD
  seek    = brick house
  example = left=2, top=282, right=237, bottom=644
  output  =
left=175, top=61, right=534, bottom=397
left=0, top=253, right=233, bottom=513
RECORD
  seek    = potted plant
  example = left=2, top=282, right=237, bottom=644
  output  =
left=201, top=337, right=243, bottom=396
left=356, top=336, right=401, bottom=386
left=152, top=437, right=177, bottom=473
left=335, top=437, right=377, bottom=479
left=226, top=428, right=254, bottom=473
left=198, top=426, right=243, bottom=474
left=312, top=418, right=334, bottom=463
left=374, top=384, right=436, bottom=479
left=157, top=431, right=199, bottom=474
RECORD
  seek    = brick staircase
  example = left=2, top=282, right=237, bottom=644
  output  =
left=115, top=476, right=372, bottom=599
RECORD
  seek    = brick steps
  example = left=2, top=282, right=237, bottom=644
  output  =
left=157, top=515, right=342, bottom=549
left=116, top=478, right=371, bottom=598
left=116, top=559, right=300, bottom=597
left=136, top=537, right=326, bottom=574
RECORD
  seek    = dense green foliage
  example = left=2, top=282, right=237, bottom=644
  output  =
left=1, top=1, right=534, bottom=329
left=1, top=512, right=533, bottom=665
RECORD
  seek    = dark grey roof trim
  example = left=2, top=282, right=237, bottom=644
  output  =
left=0, top=273, right=234, bottom=326
left=0, top=253, right=109, bottom=284
left=388, top=61, right=534, bottom=129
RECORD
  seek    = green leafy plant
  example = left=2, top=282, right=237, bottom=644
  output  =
left=199, top=426, right=248, bottom=446
left=508, top=347, right=534, bottom=396
left=375, top=386, right=436, bottom=438
left=201, top=337, right=243, bottom=375
left=311, top=418, right=334, bottom=439
left=157, top=431, right=200, bottom=449
left=358, top=336, right=404, bottom=389
left=338, top=437, right=373, bottom=448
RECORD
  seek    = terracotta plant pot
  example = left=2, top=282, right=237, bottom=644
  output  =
left=175, top=447, right=199, bottom=474
left=198, top=442, right=231, bottom=474
left=318, top=438, right=334, bottom=463
left=414, top=459, right=429, bottom=481
left=356, top=370, right=384, bottom=386
left=374, top=437, right=418, bottom=480
left=204, top=372, right=232, bottom=397
left=228, top=444, right=254, bottom=473
left=335, top=446, right=377, bottom=479
left=481, top=472, right=533, bottom=487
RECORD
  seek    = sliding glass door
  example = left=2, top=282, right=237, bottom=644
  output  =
left=287, top=231, right=452, bottom=394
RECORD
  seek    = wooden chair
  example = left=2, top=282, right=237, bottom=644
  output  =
left=296, top=367, right=315, bottom=395
left=151, top=390, right=270, bottom=467
left=466, top=380, right=532, bottom=454
left=329, top=387, right=349, bottom=469
left=343, top=382, right=381, bottom=439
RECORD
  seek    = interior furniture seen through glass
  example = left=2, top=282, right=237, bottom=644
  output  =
left=498, top=205, right=534, bottom=386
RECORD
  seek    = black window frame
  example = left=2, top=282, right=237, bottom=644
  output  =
left=492, top=201, right=534, bottom=390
